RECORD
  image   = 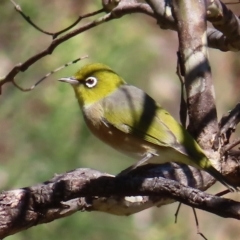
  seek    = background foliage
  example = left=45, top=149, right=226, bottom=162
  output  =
left=1, top=1, right=240, bottom=239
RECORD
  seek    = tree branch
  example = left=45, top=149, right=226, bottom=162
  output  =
left=1, top=167, right=240, bottom=238
left=206, top=0, right=240, bottom=51
left=0, top=2, right=155, bottom=93
left=171, top=0, right=218, bottom=149
left=10, top=0, right=105, bottom=39
left=2, top=0, right=240, bottom=93
left=215, top=102, right=240, bottom=148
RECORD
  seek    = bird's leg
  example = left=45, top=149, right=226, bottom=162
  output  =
left=117, top=153, right=154, bottom=176
left=132, top=153, right=156, bottom=169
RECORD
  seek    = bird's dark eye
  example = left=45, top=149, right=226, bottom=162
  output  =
left=85, top=76, right=98, bottom=88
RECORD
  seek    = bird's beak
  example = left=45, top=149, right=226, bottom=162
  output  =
left=58, top=77, right=79, bottom=85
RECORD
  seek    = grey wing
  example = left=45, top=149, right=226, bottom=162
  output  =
left=101, top=84, right=189, bottom=155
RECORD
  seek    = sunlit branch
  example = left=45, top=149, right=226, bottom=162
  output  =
left=10, top=0, right=104, bottom=39
left=12, top=55, right=88, bottom=92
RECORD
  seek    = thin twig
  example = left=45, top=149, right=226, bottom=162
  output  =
left=10, top=0, right=104, bottom=39
left=225, top=1, right=240, bottom=4
left=175, top=203, right=207, bottom=239
left=1, top=2, right=155, bottom=94
left=174, top=189, right=229, bottom=239
left=52, top=10, right=104, bottom=39
left=215, top=189, right=230, bottom=196
left=12, top=56, right=88, bottom=92
left=224, top=138, right=240, bottom=153
left=176, top=51, right=187, bottom=128
left=228, top=150, right=240, bottom=156
left=192, top=208, right=208, bottom=240
left=174, top=202, right=182, bottom=223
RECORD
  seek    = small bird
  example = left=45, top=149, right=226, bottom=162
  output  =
left=59, top=63, right=237, bottom=192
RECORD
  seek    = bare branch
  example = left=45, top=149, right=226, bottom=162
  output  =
left=225, top=1, right=240, bottom=5
left=12, top=55, right=88, bottom=92
left=2, top=0, right=240, bottom=94
left=171, top=0, right=218, bottom=148
left=146, top=0, right=240, bottom=51
left=224, top=138, right=240, bottom=152
left=1, top=167, right=240, bottom=238
left=174, top=203, right=182, bottom=223
left=214, top=103, right=240, bottom=150
left=0, top=2, right=155, bottom=93
left=206, top=0, right=240, bottom=51
left=192, top=208, right=208, bottom=240
left=10, top=0, right=104, bottom=39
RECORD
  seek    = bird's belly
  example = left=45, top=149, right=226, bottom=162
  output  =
left=84, top=116, right=196, bottom=168
left=85, top=120, right=181, bottom=165
left=86, top=121, right=156, bottom=159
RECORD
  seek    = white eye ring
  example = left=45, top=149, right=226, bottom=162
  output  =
left=85, top=76, right=98, bottom=88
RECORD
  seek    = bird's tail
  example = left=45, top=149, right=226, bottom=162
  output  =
left=207, top=165, right=239, bottom=192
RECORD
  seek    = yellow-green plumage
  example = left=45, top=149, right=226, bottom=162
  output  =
left=59, top=63, right=238, bottom=192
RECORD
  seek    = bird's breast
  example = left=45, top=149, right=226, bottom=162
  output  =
left=82, top=102, right=190, bottom=166
left=82, top=104, right=156, bottom=159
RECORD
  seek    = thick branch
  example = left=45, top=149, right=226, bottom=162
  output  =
left=207, top=0, right=240, bottom=51
left=146, top=0, right=240, bottom=51
left=0, top=166, right=240, bottom=238
left=171, top=0, right=218, bottom=150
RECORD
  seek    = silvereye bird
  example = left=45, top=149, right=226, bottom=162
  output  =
left=59, top=63, right=237, bottom=192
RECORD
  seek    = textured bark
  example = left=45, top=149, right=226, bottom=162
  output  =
left=172, top=0, right=218, bottom=144
left=0, top=167, right=239, bottom=239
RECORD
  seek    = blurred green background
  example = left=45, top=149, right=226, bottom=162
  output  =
left=1, top=1, right=240, bottom=239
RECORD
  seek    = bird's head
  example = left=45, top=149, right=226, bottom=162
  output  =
left=59, top=63, right=125, bottom=107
